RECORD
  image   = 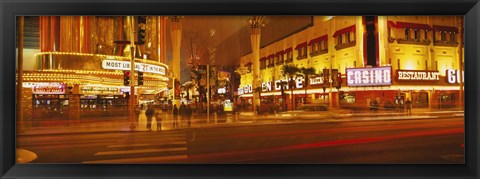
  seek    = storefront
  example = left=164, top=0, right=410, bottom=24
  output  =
left=20, top=52, right=169, bottom=121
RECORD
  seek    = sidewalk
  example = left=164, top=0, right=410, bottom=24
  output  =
left=17, top=108, right=464, bottom=136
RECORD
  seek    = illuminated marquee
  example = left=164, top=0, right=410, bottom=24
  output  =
left=396, top=70, right=439, bottom=81
left=346, top=67, right=392, bottom=86
left=446, top=69, right=464, bottom=84
left=32, top=83, right=65, bottom=94
left=82, top=86, right=119, bottom=94
left=102, top=59, right=166, bottom=75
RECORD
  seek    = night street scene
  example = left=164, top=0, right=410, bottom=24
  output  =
left=15, top=16, right=464, bottom=164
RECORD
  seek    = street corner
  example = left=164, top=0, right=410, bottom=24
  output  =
left=16, top=148, right=38, bottom=163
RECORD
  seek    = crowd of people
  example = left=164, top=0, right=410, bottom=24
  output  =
left=136, top=102, right=193, bottom=131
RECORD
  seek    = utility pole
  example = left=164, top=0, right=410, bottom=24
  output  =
left=128, top=16, right=136, bottom=130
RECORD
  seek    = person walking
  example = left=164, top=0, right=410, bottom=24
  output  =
left=138, top=104, right=148, bottom=130
left=154, top=106, right=163, bottom=131
left=172, top=104, right=179, bottom=128
left=145, top=105, right=155, bottom=131
left=179, top=102, right=187, bottom=127
left=405, top=98, right=412, bottom=115
left=186, top=105, right=192, bottom=127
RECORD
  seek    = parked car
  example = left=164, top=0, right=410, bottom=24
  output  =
left=276, top=104, right=352, bottom=119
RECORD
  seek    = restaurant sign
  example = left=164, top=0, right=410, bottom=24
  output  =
left=32, top=83, right=65, bottom=94
left=102, top=60, right=166, bottom=75
left=396, top=70, right=439, bottom=81
left=346, top=66, right=392, bottom=86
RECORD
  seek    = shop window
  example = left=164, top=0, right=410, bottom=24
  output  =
left=340, top=92, right=356, bottom=104
left=412, top=92, right=429, bottom=108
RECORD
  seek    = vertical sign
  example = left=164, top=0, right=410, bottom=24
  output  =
left=323, top=69, right=330, bottom=87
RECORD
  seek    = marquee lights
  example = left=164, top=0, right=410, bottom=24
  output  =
left=35, top=52, right=169, bottom=69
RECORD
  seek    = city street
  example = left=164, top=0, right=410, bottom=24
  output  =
left=16, top=110, right=464, bottom=164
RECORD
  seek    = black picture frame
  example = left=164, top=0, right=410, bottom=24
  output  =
left=1, top=0, right=479, bottom=178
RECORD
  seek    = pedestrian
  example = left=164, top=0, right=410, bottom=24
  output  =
left=179, top=102, right=187, bottom=127
left=186, top=105, right=192, bottom=127
left=172, top=104, right=179, bottom=128
left=372, top=99, right=379, bottom=112
left=405, top=98, right=412, bottom=115
left=145, top=105, right=155, bottom=131
left=154, top=106, right=163, bottom=131
left=138, top=104, right=148, bottom=130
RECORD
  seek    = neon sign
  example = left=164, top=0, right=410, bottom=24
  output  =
left=346, top=67, right=392, bottom=86
left=396, top=70, right=439, bottom=81
left=102, top=59, right=166, bottom=75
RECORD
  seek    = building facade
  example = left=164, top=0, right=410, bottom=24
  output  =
left=18, top=16, right=169, bottom=121
left=237, top=16, right=464, bottom=112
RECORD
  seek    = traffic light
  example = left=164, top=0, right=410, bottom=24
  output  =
left=138, top=16, right=147, bottom=45
left=138, top=71, right=144, bottom=85
left=336, top=72, right=342, bottom=89
left=331, top=69, right=338, bottom=87
left=123, top=71, right=130, bottom=86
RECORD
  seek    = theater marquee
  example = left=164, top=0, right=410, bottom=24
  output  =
left=346, top=66, right=392, bottom=87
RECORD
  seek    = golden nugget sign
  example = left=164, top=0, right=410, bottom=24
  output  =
left=346, top=66, right=392, bottom=86
left=446, top=69, right=464, bottom=84
left=396, top=70, right=439, bottom=81
left=102, top=60, right=166, bottom=75
left=33, top=84, right=65, bottom=94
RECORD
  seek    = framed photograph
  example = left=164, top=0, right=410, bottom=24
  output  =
left=1, top=0, right=479, bottom=178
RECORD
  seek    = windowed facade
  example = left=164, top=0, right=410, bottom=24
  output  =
left=267, top=55, right=275, bottom=68
left=260, top=58, right=266, bottom=69
left=275, top=52, right=284, bottom=65
left=285, top=50, right=293, bottom=63
left=296, top=46, right=307, bottom=60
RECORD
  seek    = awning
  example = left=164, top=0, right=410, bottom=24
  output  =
left=433, top=25, right=459, bottom=33
left=333, top=25, right=356, bottom=37
left=387, top=21, right=396, bottom=28
left=267, top=54, right=275, bottom=59
left=396, top=22, right=432, bottom=31
left=260, top=57, right=266, bottom=61
left=294, top=42, right=307, bottom=50
left=275, top=50, right=284, bottom=56
left=284, top=47, right=293, bottom=52
left=308, top=35, right=328, bottom=45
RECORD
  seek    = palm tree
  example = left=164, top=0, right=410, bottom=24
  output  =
left=278, top=81, right=289, bottom=111
left=282, top=64, right=299, bottom=111
left=299, top=67, right=316, bottom=104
